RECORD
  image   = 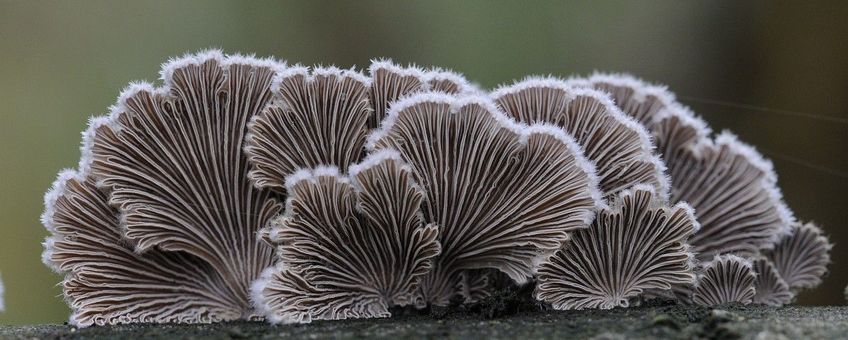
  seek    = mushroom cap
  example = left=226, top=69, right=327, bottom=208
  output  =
left=252, top=151, right=440, bottom=323
left=492, top=77, right=669, bottom=200
left=368, top=91, right=602, bottom=305
left=535, top=185, right=698, bottom=310
left=692, top=254, right=756, bottom=306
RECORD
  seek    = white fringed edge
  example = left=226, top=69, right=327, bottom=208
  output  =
left=424, top=66, right=472, bottom=94
left=714, top=131, right=796, bottom=240
left=249, top=263, right=309, bottom=325
left=272, top=64, right=372, bottom=93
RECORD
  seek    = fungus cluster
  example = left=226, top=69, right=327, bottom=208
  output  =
left=41, top=51, right=832, bottom=326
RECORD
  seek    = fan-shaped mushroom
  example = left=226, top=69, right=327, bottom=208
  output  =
left=535, top=185, right=697, bottom=310
left=692, top=255, right=756, bottom=306
left=752, top=257, right=793, bottom=306
left=368, top=92, right=602, bottom=305
left=572, top=74, right=794, bottom=261
left=243, top=66, right=372, bottom=192
left=251, top=151, right=440, bottom=323
left=763, top=222, right=831, bottom=290
left=42, top=170, right=252, bottom=326
left=44, top=50, right=287, bottom=325
left=492, top=77, right=668, bottom=199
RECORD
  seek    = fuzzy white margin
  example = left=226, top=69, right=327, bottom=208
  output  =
left=250, top=263, right=297, bottom=324
left=714, top=131, right=796, bottom=240
left=423, top=66, right=472, bottom=94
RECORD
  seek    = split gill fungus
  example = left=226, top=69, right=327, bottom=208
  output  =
left=41, top=51, right=832, bottom=326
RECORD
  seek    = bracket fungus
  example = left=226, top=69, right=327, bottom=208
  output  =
left=535, top=186, right=697, bottom=310
left=252, top=151, right=440, bottom=323
left=492, top=77, right=669, bottom=199
left=367, top=92, right=602, bottom=305
left=692, top=255, right=757, bottom=306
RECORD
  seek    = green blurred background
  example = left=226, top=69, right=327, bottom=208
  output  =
left=1, top=0, right=846, bottom=325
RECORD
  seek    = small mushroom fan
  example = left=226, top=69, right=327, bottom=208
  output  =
left=692, top=255, right=757, bottom=306
left=368, top=92, right=602, bottom=306
left=41, top=50, right=288, bottom=325
left=243, top=61, right=471, bottom=322
left=535, top=186, right=698, bottom=310
left=762, top=223, right=832, bottom=290
left=252, top=152, right=440, bottom=324
left=750, top=222, right=831, bottom=306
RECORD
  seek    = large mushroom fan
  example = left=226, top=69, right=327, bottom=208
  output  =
left=535, top=186, right=697, bottom=310
left=252, top=152, right=440, bottom=324
left=42, top=51, right=286, bottom=326
left=367, top=93, right=602, bottom=306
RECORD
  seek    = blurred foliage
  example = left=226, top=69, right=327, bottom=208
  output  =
left=1, top=0, right=846, bottom=325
